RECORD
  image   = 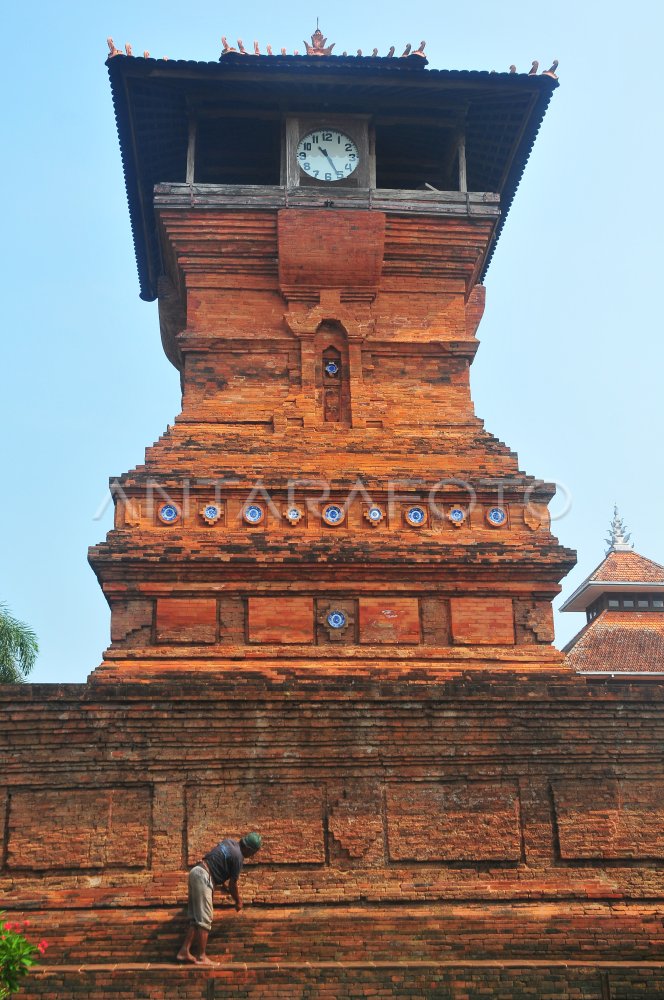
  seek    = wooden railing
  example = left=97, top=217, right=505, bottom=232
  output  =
left=154, top=183, right=500, bottom=218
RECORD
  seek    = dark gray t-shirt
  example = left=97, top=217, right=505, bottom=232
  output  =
left=204, top=838, right=244, bottom=886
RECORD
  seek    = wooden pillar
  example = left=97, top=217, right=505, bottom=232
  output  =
left=458, top=135, right=468, bottom=193
left=186, top=118, right=197, bottom=185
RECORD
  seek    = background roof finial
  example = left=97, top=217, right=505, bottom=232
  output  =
left=605, top=504, right=633, bottom=554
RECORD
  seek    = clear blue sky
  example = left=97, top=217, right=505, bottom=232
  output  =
left=2, top=1, right=662, bottom=683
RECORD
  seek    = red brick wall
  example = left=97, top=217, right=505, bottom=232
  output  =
left=247, top=597, right=314, bottom=643
left=450, top=597, right=515, bottom=645
left=3, top=674, right=664, bottom=995
left=24, top=962, right=664, bottom=999
left=278, top=209, right=386, bottom=292
left=358, top=597, right=420, bottom=643
left=156, top=598, right=217, bottom=643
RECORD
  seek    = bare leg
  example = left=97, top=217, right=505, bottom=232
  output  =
left=194, top=927, right=218, bottom=966
left=176, top=924, right=198, bottom=963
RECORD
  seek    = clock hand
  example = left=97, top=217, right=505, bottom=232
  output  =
left=319, top=148, right=338, bottom=174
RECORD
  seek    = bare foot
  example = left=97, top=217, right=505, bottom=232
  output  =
left=176, top=950, right=198, bottom=964
left=195, top=955, right=219, bottom=966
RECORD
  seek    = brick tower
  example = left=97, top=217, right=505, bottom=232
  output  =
left=89, top=33, right=574, bottom=679
left=6, top=31, right=664, bottom=1000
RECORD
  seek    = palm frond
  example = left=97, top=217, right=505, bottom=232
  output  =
left=0, top=602, right=39, bottom=683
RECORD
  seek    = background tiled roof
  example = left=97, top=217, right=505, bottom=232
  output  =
left=565, top=611, right=664, bottom=673
left=589, top=550, right=664, bottom=584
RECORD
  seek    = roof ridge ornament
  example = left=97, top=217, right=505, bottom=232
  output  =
left=217, top=30, right=427, bottom=61
left=304, top=25, right=335, bottom=56
left=605, top=505, right=634, bottom=554
left=509, top=59, right=558, bottom=77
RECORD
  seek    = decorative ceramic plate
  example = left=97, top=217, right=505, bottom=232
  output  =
left=201, top=503, right=222, bottom=525
left=243, top=504, right=265, bottom=525
left=448, top=506, right=466, bottom=526
left=322, top=504, right=345, bottom=526
left=364, top=505, right=385, bottom=526
left=284, top=506, right=304, bottom=525
left=158, top=503, right=180, bottom=524
left=324, top=360, right=340, bottom=376
left=486, top=506, right=507, bottom=527
left=405, top=505, right=427, bottom=527
left=326, top=611, right=347, bottom=629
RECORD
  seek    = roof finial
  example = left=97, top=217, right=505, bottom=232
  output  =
left=304, top=24, right=335, bottom=56
left=605, top=504, right=634, bottom=554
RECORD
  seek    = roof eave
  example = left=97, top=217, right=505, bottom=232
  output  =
left=561, top=580, right=664, bottom=613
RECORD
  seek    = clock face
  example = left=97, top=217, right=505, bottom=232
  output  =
left=297, top=129, right=359, bottom=183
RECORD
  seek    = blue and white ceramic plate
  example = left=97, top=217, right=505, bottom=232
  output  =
left=327, top=610, right=347, bottom=629
left=158, top=503, right=179, bottom=524
left=201, top=503, right=221, bottom=524
left=405, top=505, right=426, bottom=527
left=243, top=504, right=265, bottom=525
left=322, top=504, right=345, bottom=526
left=486, top=506, right=507, bottom=527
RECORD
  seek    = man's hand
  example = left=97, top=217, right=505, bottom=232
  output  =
left=229, top=876, right=242, bottom=912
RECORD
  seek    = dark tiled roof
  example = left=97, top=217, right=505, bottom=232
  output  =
left=565, top=610, right=664, bottom=673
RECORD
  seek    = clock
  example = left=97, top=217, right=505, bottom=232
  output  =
left=284, top=116, right=372, bottom=188
left=296, top=129, right=359, bottom=183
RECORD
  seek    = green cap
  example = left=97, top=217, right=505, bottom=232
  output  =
left=241, top=832, right=262, bottom=851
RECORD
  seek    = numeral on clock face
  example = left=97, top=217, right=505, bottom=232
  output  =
left=296, top=129, right=360, bottom=182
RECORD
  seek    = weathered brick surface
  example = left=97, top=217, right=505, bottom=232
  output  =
left=156, top=598, right=218, bottom=643
left=186, top=783, right=325, bottom=865
left=247, top=597, right=314, bottom=644
left=450, top=598, right=515, bottom=645
left=7, top=786, right=150, bottom=869
left=11, top=900, right=664, bottom=965
left=358, top=597, right=420, bottom=644
left=22, top=962, right=664, bottom=1000
left=2, top=674, right=664, bottom=995
left=88, top=198, right=576, bottom=679
left=553, top=778, right=664, bottom=859
left=110, top=597, right=154, bottom=646
left=278, top=209, right=386, bottom=292
left=385, top=781, right=521, bottom=861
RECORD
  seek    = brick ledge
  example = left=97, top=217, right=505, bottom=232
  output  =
left=32, top=960, right=664, bottom=972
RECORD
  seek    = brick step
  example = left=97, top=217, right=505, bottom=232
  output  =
left=11, top=904, right=664, bottom=965
left=25, top=961, right=664, bottom=999
left=31, top=959, right=664, bottom=969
